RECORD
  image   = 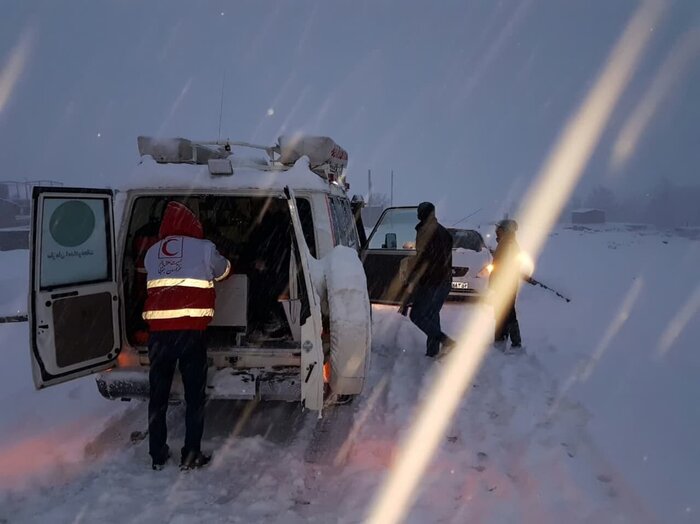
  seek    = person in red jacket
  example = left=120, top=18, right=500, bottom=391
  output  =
left=142, top=201, right=231, bottom=470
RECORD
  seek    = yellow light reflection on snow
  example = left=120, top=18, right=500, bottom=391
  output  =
left=366, top=3, right=663, bottom=523
left=611, top=28, right=700, bottom=171
left=580, top=277, right=644, bottom=381
left=0, top=29, right=33, bottom=116
left=657, top=284, right=700, bottom=357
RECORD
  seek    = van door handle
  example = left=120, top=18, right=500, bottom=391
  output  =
left=304, top=362, right=316, bottom=383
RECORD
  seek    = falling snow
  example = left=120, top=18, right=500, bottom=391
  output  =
left=0, top=224, right=698, bottom=522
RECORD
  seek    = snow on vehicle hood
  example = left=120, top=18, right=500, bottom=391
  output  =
left=452, top=247, right=492, bottom=268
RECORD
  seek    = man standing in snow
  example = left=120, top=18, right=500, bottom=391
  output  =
left=142, top=201, right=231, bottom=470
left=490, top=219, right=523, bottom=351
left=402, top=202, right=456, bottom=357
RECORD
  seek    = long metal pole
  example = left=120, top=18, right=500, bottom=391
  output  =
left=217, top=70, right=226, bottom=141
left=390, top=170, right=394, bottom=206
left=368, top=169, right=373, bottom=205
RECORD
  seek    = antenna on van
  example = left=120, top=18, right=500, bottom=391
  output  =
left=217, top=70, right=226, bottom=141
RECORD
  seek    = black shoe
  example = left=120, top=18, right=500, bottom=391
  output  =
left=151, top=445, right=170, bottom=471
left=180, top=450, right=212, bottom=470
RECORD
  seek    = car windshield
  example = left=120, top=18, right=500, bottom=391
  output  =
left=450, top=229, right=485, bottom=251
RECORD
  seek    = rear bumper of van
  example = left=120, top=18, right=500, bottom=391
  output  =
left=96, top=366, right=302, bottom=402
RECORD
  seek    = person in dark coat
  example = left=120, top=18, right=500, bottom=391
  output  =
left=402, top=202, right=456, bottom=357
left=490, top=219, right=522, bottom=349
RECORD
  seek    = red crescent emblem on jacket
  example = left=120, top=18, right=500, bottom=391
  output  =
left=161, top=238, right=178, bottom=257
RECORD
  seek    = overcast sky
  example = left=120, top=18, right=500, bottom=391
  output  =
left=1, top=0, right=698, bottom=222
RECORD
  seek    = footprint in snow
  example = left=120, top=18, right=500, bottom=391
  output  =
left=473, top=452, right=488, bottom=472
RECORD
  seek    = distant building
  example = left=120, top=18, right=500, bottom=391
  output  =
left=0, top=180, right=62, bottom=250
left=0, top=199, right=22, bottom=228
left=571, top=208, right=606, bottom=224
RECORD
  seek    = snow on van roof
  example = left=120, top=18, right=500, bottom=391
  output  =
left=119, top=154, right=340, bottom=193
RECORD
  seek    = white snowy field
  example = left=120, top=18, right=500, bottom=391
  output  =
left=0, top=224, right=698, bottom=523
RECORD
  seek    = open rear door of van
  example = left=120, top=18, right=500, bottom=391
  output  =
left=284, top=187, right=324, bottom=412
left=30, top=187, right=121, bottom=389
left=360, top=206, right=418, bottom=304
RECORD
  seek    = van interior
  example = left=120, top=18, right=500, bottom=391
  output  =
left=122, top=194, right=317, bottom=350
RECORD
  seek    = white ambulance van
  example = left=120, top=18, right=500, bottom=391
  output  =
left=28, top=136, right=371, bottom=413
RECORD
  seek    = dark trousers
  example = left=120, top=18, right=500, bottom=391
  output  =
left=148, top=330, right=208, bottom=460
left=495, top=299, right=522, bottom=345
left=409, top=282, right=452, bottom=356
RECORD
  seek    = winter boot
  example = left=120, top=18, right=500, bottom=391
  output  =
left=151, top=445, right=170, bottom=471
left=180, top=450, right=212, bottom=471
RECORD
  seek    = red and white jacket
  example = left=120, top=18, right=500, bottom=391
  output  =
left=142, top=201, right=231, bottom=331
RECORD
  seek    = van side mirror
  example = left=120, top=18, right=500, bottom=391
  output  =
left=383, top=233, right=397, bottom=249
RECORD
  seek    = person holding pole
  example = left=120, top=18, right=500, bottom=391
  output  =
left=490, top=219, right=524, bottom=352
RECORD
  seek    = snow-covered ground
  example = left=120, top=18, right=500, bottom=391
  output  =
left=0, top=250, right=29, bottom=318
left=0, top=225, right=698, bottom=523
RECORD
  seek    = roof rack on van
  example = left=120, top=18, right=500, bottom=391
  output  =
left=137, top=136, right=234, bottom=165
left=137, top=135, right=349, bottom=186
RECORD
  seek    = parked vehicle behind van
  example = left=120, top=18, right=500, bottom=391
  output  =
left=361, top=207, right=492, bottom=303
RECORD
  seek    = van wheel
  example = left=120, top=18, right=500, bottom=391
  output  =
left=335, top=394, right=356, bottom=405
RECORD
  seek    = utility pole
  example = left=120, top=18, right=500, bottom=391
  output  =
left=368, top=169, right=373, bottom=205
left=390, top=170, right=394, bottom=207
